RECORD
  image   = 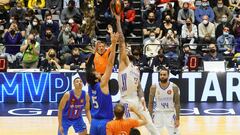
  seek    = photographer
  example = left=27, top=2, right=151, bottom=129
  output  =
left=41, top=48, right=61, bottom=71
left=63, top=47, right=85, bottom=70
left=20, top=34, right=40, bottom=69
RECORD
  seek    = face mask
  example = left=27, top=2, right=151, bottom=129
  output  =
left=149, top=18, right=155, bottom=22
left=65, top=27, right=70, bottom=32
left=46, top=33, right=52, bottom=38
left=186, top=23, right=191, bottom=26
left=68, top=19, right=74, bottom=24
left=150, top=35, right=155, bottom=41
left=46, top=20, right=53, bottom=24
left=202, top=3, right=208, bottom=7
left=159, top=54, right=164, bottom=58
left=221, top=18, right=227, bottom=23
left=68, top=6, right=74, bottom=11
left=223, top=32, right=229, bottom=36
left=10, top=30, right=15, bottom=35
left=165, top=19, right=171, bottom=23
left=16, top=7, right=21, bottom=10
left=73, top=54, right=79, bottom=58
left=183, top=8, right=188, bottom=12
left=49, top=53, right=56, bottom=58
left=32, top=21, right=38, bottom=26
left=217, top=4, right=223, bottom=8
left=203, top=20, right=208, bottom=25
left=210, top=49, right=216, bottom=53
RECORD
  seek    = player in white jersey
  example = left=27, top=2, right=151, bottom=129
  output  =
left=115, top=14, right=159, bottom=135
left=148, top=68, right=180, bottom=135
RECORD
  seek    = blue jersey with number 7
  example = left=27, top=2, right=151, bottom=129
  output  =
left=88, top=82, right=114, bottom=119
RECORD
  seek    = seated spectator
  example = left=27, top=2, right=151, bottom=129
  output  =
left=64, top=47, right=85, bottom=70
left=143, top=31, right=161, bottom=58
left=41, top=13, right=60, bottom=39
left=131, top=47, right=149, bottom=70
left=161, top=2, right=176, bottom=21
left=20, top=34, right=40, bottom=68
left=217, top=26, right=235, bottom=67
left=26, top=16, right=41, bottom=36
left=121, top=0, right=136, bottom=37
left=63, top=0, right=80, bottom=9
left=143, top=4, right=162, bottom=23
left=28, top=0, right=45, bottom=12
left=93, top=40, right=111, bottom=75
left=177, top=2, right=195, bottom=25
left=45, top=0, right=62, bottom=15
left=61, top=0, right=82, bottom=24
left=233, top=14, right=240, bottom=44
left=198, top=15, right=215, bottom=44
left=213, top=0, right=233, bottom=24
left=160, top=15, right=178, bottom=38
left=178, top=45, right=195, bottom=69
left=160, top=29, right=179, bottom=60
left=9, top=1, right=26, bottom=22
left=215, top=14, right=232, bottom=38
left=217, top=26, right=236, bottom=53
left=7, top=14, right=26, bottom=37
left=195, top=0, right=214, bottom=24
left=40, top=27, right=59, bottom=55
left=203, top=43, right=224, bottom=61
left=181, top=17, right=198, bottom=46
left=143, top=11, right=161, bottom=37
left=151, top=48, right=169, bottom=71
left=106, top=104, right=147, bottom=135
left=40, top=48, right=61, bottom=71
left=3, top=22, right=23, bottom=55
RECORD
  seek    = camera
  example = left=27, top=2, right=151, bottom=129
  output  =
left=30, top=39, right=36, bottom=44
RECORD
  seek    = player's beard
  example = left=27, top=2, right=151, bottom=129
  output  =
left=160, top=79, right=168, bottom=83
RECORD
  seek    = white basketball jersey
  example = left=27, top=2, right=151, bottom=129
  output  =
left=118, top=63, right=140, bottom=99
left=155, top=82, right=175, bottom=111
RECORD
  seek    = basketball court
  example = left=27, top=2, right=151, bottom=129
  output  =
left=1, top=103, right=240, bottom=135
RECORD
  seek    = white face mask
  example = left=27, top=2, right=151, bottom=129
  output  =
left=32, top=22, right=38, bottom=26
left=68, top=19, right=74, bottom=24
left=46, top=20, right=53, bottom=24
left=9, top=19, right=13, bottom=24
left=222, top=18, right=227, bottom=22
left=150, top=35, right=155, bottom=41
left=203, top=20, right=208, bottom=25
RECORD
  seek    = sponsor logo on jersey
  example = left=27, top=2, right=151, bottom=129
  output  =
left=167, top=90, right=172, bottom=95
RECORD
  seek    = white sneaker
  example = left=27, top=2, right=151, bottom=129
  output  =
left=130, top=33, right=136, bottom=37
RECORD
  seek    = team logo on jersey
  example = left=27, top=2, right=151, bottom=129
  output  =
left=167, top=90, right=172, bottom=95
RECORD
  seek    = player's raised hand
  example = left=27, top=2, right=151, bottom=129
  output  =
left=111, top=32, right=120, bottom=44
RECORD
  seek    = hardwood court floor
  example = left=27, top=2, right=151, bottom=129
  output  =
left=1, top=116, right=240, bottom=135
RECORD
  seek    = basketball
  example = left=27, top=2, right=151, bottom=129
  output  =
left=110, top=0, right=124, bottom=15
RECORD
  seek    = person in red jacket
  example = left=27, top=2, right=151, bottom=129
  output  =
left=121, top=0, right=136, bottom=37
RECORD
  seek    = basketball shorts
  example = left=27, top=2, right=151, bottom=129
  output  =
left=90, top=118, right=111, bottom=135
left=58, top=117, right=86, bottom=135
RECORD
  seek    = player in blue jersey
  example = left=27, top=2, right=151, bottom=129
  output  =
left=58, top=77, right=91, bottom=135
left=86, top=32, right=119, bottom=135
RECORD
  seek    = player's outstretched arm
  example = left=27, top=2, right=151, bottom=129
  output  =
left=58, top=92, right=70, bottom=135
left=85, top=94, right=92, bottom=123
left=173, top=84, right=181, bottom=128
left=148, top=85, right=156, bottom=117
left=129, top=105, right=147, bottom=126
left=100, top=32, right=119, bottom=94
left=115, top=14, right=130, bottom=70
left=137, top=81, right=146, bottom=110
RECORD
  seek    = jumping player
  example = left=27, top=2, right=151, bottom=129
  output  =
left=115, top=14, right=159, bottom=135
left=148, top=68, right=181, bottom=135
left=58, top=77, right=91, bottom=135
left=86, top=32, right=119, bottom=135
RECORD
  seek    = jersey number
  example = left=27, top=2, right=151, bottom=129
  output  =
left=161, top=102, right=169, bottom=108
left=92, top=96, right=99, bottom=109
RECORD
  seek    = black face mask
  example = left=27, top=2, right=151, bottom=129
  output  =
left=183, top=8, right=188, bottom=12
left=46, top=33, right=52, bottom=38
left=149, top=18, right=155, bottom=22
left=10, top=30, right=15, bottom=35
left=68, top=6, right=74, bottom=11
left=49, top=53, right=56, bottom=58
left=165, top=19, right=171, bottom=23
left=159, top=54, right=164, bottom=58
left=186, top=23, right=191, bottom=26
left=73, top=54, right=79, bottom=59
left=210, top=49, right=216, bottom=53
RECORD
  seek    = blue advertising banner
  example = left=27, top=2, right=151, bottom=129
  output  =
left=0, top=72, right=240, bottom=103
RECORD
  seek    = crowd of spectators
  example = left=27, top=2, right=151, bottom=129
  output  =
left=0, top=0, right=240, bottom=72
